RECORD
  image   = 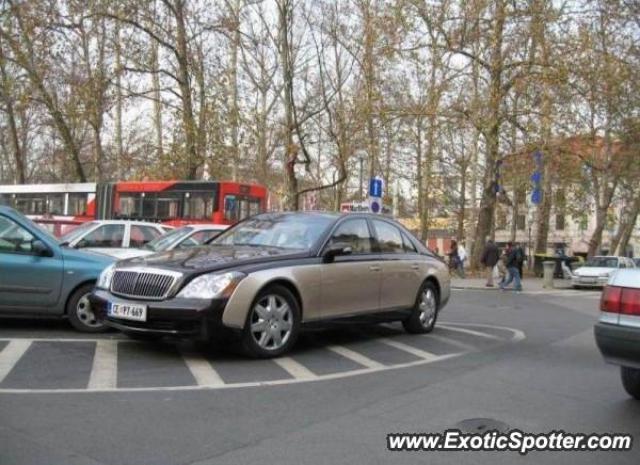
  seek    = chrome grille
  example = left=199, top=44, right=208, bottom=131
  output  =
left=110, top=269, right=178, bottom=300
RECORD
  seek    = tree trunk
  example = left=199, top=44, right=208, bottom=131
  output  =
left=151, top=38, right=163, bottom=163
left=470, top=0, right=505, bottom=269
left=114, top=21, right=124, bottom=179
left=172, top=0, right=199, bottom=179
left=278, top=0, right=298, bottom=210
left=228, top=0, right=241, bottom=181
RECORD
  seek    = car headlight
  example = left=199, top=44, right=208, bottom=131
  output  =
left=177, top=271, right=246, bottom=299
left=97, top=264, right=116, bottom=289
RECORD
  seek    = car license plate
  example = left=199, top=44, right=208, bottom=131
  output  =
left=108, top=302, right=147, bottom=322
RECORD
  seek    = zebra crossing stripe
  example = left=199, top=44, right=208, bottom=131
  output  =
left=180, top=351, right=224, bottom=387
left=273, top=357, right=318, bottom=380
left=438, top=324, right=502, bottom=340
left=378, top=339, right=439, bottom=361
left=0, top=340, right=31, bottom=384
left=327, top=345, right=384, bottom=369
left=88, top=340, right=118, bottom=389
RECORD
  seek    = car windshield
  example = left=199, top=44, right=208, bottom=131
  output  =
left=58, top=222, right=98, bottom=244
left=584, top=257, right=618, bottom=268
left=212, top=214, right=335, bottom=250
left=144, top=227, right=193, bottom=251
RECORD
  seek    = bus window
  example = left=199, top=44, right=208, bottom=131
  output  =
left=157, top=193, right=181, bottom=219
left=225, top=195, right=261, bottom=222
left=47, top=194, right=64, bottom=215
left=184, top=192, right=214, bottom=220
left=119, top=194, right=141, bottom=217
left=15, top=194, right=46, bottom=215
left=141, top=194, right=156, bottom=218
left=68, top=193, right=88, bottom=215
left=0, top=194, right=13, bottom=207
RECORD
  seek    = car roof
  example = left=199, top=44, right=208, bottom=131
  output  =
left=186, top=224, right=228, bottom=230
left=85, top=220, right=165, bottom=227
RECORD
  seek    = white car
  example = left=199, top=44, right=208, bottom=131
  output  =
left=595, top=269, right=640, bottom=399
left=571, top=256, right=636, bottom=288
left=58, top=220, right=172, bottom=259
left=116, top=223, right=228, bottom=259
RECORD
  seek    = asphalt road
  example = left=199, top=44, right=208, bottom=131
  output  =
left=0, top=288, right=638, bottom=465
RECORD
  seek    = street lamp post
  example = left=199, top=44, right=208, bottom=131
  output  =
left=357, top=152, right=366, bottom=201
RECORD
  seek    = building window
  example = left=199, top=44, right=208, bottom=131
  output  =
left=516, top=214, right=526, bottom=231
left=516, top=189, right=526, bottom=205
left=556, top=214, right=565, bottom=231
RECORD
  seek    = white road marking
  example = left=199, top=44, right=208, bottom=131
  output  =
left=438, top=324, right=502, bottom=341
left=273, top=357, right=317, bottom=380
left=180, top=351, right=224, bottom=387
left=0, top=322, right=526, bottom=394
left=327, top=345, right=384, bottom=369
left=88, top=340, right=118, bottom=389
left=0, top=340, right=31, bottom=384
left=378, top=338, right=438, bottom=361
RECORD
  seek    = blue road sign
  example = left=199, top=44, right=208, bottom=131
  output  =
left=369, top=177, right=383, bottom=198
left=369, top=197, right=381, bottom=213
left=531, top=188, right=542, bottom=205
left=531, top=171, right=542, bottom=184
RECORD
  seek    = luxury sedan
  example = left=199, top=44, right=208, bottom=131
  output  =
left=90, top=212, right=451, bottom=358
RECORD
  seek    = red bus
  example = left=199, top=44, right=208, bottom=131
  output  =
left=0, top=180, right=267, bottom=232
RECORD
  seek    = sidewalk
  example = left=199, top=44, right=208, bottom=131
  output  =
left=450, top=277, right=573, bottom=292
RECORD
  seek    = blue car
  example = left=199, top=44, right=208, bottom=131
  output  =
left=0, top=206, right=115, bottom=332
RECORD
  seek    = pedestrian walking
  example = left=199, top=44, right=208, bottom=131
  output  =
left=447, top=240, right=462, bottom=277
left=457, top=242, right=467, bottom=278
left=515, top=243, right=525, bottom=281
left=500, top=242, right=522, bottom=292
left=480, top=239, right=500, bottom=287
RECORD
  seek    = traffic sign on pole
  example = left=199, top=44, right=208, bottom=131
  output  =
left=369, top=177, right=383, bottom=198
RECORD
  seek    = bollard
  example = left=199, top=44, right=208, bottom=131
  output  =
left=543, top=261, right=555, bottom=289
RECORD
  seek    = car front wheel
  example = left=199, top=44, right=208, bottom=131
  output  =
left=403, top=281, right=439, bottom=334
left=67, top=284, right=108, bottom=333
left=241, top=285, right=300, bottom=358
left=621, top=366, right=640, bottom=400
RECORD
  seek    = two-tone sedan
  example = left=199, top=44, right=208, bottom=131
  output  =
left=90, top=212, right=450, bottom=358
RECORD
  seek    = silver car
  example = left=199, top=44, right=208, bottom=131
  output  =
left=90, top=212, right=451, bottom=358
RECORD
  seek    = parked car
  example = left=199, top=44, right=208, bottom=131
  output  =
left=595, top=269, right=640, bottom=399
left=634, top=258, right=640, bottom=268
left=58, top=220, right=171, bottom=259
left=571, top=256, right=635, bottom=288
left=0, top=206, right=114, bottom=332
left=90, top=212, right=451, bottom=358
left=105, top=224, right=228, bottom=260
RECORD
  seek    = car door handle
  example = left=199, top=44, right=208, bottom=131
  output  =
left=410, top=264, right=420, bottom=270
left=369, top=265, right=381, bottom=272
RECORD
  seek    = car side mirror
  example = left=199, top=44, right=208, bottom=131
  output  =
left=322, top=243, right=353, bottom=263
left=32, top=239, right=53, bottom=257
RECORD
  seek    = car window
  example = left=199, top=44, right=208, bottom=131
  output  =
left=0, top=215, right=36, bottom=254
left=187, top=230, right=220, bottom=246
left=130, top=225, right=162, bottom=247
left=77, top=224, right=125, bottom=248
left=373, top=220, right=404, bottom=254
left=402, top=232, right=417, bottom=253
left=328, top=219, right=374, bottom=254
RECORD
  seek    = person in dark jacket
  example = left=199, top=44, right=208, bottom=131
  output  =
left=500, top=242, right=522, bottom=291
left=514, top=243, right=525, bottom=281
left=480, top=239, right=500, bottom=287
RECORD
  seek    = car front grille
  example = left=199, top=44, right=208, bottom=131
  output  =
left=110, top=269, right=178, bottom=300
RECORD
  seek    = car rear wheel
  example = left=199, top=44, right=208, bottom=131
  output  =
left=241, top=285, right=300, bottom=358
left=67, top=284, right=107, bottom=333
left=621, top=366, right=640, bottom=400
left=403, top=281, right=438, bottom=334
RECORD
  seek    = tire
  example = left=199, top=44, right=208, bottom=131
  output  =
left=403, top=280, right=439, bottom=334
left=621, top=366, right=640, bottom=400
left=241, top=285, right=300, bottom=358
left=66, top=283, right=108, bottom=333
